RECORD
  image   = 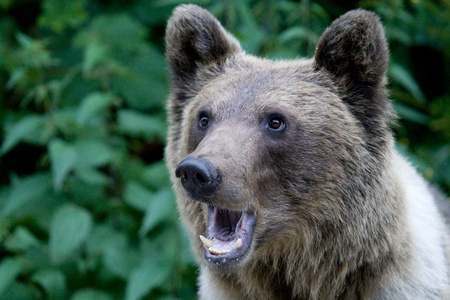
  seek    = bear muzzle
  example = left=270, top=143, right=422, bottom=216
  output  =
left=176, top=156, right=257, bottom=267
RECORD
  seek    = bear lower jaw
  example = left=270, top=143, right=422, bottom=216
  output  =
left=201, top=206, right=256, bottom=267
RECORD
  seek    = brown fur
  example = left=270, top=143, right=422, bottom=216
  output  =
left=165, top=5, right=449, bottom=299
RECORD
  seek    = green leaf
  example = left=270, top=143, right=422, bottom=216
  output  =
left=66, top=178, right=105, bottom=208
left=21, top=236, right=52, bottom=271
left=70, top=138, right=113, bottom=185
left=38, top=0, right=88, bottom=33
left=279, top=26, right=319, bottom=44
left=77, top=92, right=114, bottom=125
left=118, top=109, right=166, bottom=140
left=82, top=42, right=108, bottom=74
left=0, top=114, right=47, bottom=156
left=44, top=139, right=111, bottom=189
left=32, top=269, right=66, bottom=300
left=48, top=139, right=78, bottom=192
left=0, top=282, right=41, bottom=299
left=124, top=181, right=152, bottom=212
left=141, top=161, right=171, bottom=188
left=73, top=139, right=113, bottom=168
left=95, top=227, right=140, bottom=280
left=103, top=237, right=140, bottom=279
left=140, top=188, right=175, bottom=236
left=389, top=63, right=425, bottom=102
left=125, top=256, right=171, bottom=300
left=52, top=108, right=78, bottom=131
left=75, top=13, right=146, bottom=51
left=49, top=204, right=93, bottom=264
left=6, top=67, right=26, bottom=89
left=4, top=226, right=40, bottom=252
left=1, top=173, right=52, bottom=217
left=71, top=289, right=113, bottom=300
left=111, top=46, right=168, bottom=110
left=235, top=1, right=265, bottom=53
left=85, top=224, right=120, bottom=256
left=14, top=32, right=53, bottom=68
left=74, top=166, right=109, bottom=185
left=15, top=31, right=34, bottom=48
left=0, top=258, right=22, bottom=297
left=393, top=102, right=429, bottom=125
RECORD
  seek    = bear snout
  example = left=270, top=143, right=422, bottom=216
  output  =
left=175, top=156, right=222, bottom=200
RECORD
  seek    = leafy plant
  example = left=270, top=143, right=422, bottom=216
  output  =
left=0, top=0, right=448, bottom=299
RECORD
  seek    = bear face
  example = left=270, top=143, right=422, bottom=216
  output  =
left=174, top=62, right=379, bottom=266
left=166, top=5, right=398, bottom=271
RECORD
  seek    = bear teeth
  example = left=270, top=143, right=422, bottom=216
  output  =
left=200, top=235, right=243, bottom=255
left=209, top=247, right=231, bottom=255
left=199, top=235, right=213, bottom=248
left=233, top=238, right=242, bottom=248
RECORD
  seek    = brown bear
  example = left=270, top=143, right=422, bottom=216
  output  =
left=165, top=4, right=450, bottom=299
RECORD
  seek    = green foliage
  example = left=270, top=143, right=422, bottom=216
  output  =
left=0, top=0, right=448, bottom=299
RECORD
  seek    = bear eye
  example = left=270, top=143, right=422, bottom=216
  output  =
left=267, top=116, right=285, bottom=131
left=198, top=116, right=210, bottom=128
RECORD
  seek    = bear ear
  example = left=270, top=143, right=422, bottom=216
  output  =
left=165, top=4, right=241, bottom=95
left=314, top=9, right=391, bottom=135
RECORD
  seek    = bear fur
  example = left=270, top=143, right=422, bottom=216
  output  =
left=165, top=4, right=450, bottom=299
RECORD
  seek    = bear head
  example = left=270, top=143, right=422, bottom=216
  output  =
left=165, top=5, right=397, bottom=270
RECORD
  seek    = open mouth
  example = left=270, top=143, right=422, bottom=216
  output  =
left=200, top=206, right=256, bottom=267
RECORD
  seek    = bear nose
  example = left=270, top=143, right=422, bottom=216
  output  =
left=175, top=156, right=221, bottom=198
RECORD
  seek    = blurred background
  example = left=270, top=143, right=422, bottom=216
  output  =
left=0, top=0, right=448, bottom=299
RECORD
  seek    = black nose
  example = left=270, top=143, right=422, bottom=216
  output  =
left=175, top=156, right=221, bottom=199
